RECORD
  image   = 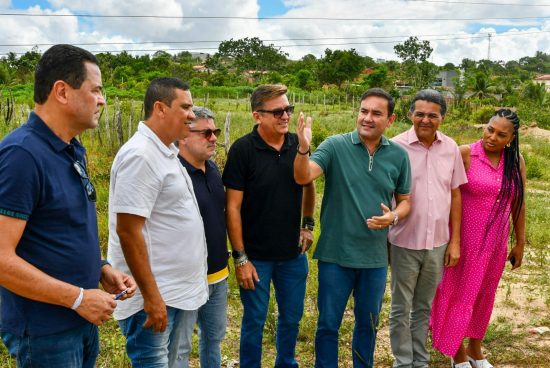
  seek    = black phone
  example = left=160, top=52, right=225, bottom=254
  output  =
left=509, top=256, right=516, bottom=266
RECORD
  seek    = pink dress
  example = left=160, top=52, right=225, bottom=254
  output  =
left=430, top=140, right=511, bottom=356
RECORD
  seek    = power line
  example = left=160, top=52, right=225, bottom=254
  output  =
left=408, top=0, right=550, bottom=6
left=0, top=12, right=549, bottom=21
left=0, top=30, right=548, bottom=48
left=1, top=30, right=548, bottom=57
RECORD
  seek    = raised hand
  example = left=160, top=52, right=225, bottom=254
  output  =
left=297, top=112, right=312, bottom=151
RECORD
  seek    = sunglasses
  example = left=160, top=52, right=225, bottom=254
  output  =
left=189, top=128, right=222, bottom=139
left=72, top=160, right=97, bottom=202
left=256, top=105, right=294, bottom=119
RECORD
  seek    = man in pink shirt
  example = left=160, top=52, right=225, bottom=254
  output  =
left=388, top=89, right=467, bottom=368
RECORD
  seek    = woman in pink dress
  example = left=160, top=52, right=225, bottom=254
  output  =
left=430, top=109, right=526, bottom=368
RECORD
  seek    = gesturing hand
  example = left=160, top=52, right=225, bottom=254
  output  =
left=297, top=112, right=312, bottom=151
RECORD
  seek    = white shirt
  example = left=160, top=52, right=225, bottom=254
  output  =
left=108, top=122, right=208, bottom=320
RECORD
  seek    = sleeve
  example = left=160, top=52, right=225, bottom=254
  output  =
left=222, top=141, right=248, bottom=191
left=395, top=150, right=412, bottom=195
left=310, top=136, right=334, bottom=174
left=110, top=151, right=162, bottom=218
left=450, top=144, right=468, bottom=189
left=0, top=146, right=40, bottom=220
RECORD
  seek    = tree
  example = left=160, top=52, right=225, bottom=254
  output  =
left=393, top=37, right=437, bottom=88
left=317, top=48, right=364, bottom=87
left=215, top=37, right=288, bottom=73
left=523, top=82, right=548, bottom=107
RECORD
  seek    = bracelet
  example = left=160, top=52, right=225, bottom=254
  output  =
left=297, top=144, right=310, bottom=156
left=71, top=287, right=84, bottom=310
left=100, top=259, right=111, bottom=268
left=235, top=258, right=249, bottom=268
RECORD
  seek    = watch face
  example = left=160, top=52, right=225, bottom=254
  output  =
left=232, top=250, right=245, bottom=259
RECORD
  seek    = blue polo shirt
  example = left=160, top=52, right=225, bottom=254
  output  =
left=0, top=112, right=101, bottom=337
left=178, top=156, right=228, bottom=283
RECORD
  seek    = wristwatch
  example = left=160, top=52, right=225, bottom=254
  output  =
left=232, top=249, right=247, bottom=259
left=391, top=212, right=399, bottom=226
left=302, top=216, right=315, bottom=231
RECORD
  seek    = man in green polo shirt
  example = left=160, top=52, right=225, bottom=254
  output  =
left=294, top=88, right=412, bottom=367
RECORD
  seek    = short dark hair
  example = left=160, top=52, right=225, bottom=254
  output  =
left=34, top=44, right=99, bottom=104
left=250, top=84, right=288, bottom=111
left=360, top=88, right=395, bottom=116
left=144, top=77, right=190, bottom=119
left=409, top=89, right=447, bottom=116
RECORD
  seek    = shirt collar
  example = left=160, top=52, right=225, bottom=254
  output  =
left=251, top=124, right=293, bottom=151
left=350, top=129, right=390, bottom=147
left=471, top=139, right=503, bottom=170
left=178, top=155, right=211, bottom=174
left=27, top=111, right=83, bottom=153
left=138, top=122, right=178, bottom=157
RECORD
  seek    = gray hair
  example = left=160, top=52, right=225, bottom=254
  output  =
left=409, top=89, right=447, bottom=116
left=192, top=106, right=216, bottom=120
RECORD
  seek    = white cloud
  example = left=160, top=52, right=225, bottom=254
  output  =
left=0, top=0, right=548, bottom=64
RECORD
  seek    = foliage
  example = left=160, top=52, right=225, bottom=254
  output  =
left=393, top=37, right=437, bottom=88
left=317, top=49, right=364, bottom=87
left=522, top=82, right=548, bottom=108
left=214, top=37, right=289, bottom=73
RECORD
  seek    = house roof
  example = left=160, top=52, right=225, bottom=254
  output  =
left=534, top=74, right=550, bottom=81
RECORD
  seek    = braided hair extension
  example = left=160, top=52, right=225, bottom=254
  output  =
left=485, top=109, right=524, bottom=245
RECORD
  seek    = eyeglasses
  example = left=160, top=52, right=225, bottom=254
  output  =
left=256, top=105, right=294, bottom=119
left=189, top=128, right=222, bottom=139
left=72, top=160, right=97, bottom=202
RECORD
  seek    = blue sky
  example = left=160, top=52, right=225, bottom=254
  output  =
left=2, top=1, right=549, bottom=65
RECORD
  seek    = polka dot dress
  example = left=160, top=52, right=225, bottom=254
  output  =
left=429, top=139, right=511, bottom=357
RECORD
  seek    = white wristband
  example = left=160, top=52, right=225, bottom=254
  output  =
left=71, top=287, right=84, bottom=310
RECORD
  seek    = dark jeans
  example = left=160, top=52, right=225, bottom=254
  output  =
left=239, top=254, right=308, bottom=368
left=315, top=261, right=387, bottom=368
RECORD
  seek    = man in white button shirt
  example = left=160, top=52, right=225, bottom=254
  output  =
left=107, top=77, right=208, bottom=368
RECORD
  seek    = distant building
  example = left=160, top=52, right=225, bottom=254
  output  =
left=534, top=74, right=550, bottom=91
left=192, top=65, right=211, bottom=73
left=191, top=52, right=209, bottom=61
left=433, top=70, right=458, bottom=89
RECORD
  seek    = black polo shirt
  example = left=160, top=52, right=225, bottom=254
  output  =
left=222, top=125, right=303, bottom=261
left=179, top=157, right=228, bottom=277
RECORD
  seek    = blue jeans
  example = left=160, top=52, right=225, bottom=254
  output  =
left=197, top=279, right=228, bottom=368
left=118, top=306, right=198, bottom=368
left=1, top=323, right=98, bottom=368
left=315, top=261, right=388, bottom=368
left=240, top=254, right=308, bottom=368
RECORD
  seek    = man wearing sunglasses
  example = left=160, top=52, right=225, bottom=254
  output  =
left=0, top=44, right=136, bottom=367
left=176, top=107, right=227, bottom=367
left=223, top=84, right=315, bottom=367
left=108, top=78, right=208, bottom=367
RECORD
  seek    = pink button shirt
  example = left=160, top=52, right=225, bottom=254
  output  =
left=389, top=127, right=467, bottom=250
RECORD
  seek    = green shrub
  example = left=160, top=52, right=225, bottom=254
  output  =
left=524, top=152, right=544, bottom=179
left=472, top=106, right=495, bottom=125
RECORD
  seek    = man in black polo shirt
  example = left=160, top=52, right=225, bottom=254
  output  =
left=223, top=84, right=315, bottom=367
left=177, top=106, right=228, bottom=367
left=0, top=44, right=136, bottom=367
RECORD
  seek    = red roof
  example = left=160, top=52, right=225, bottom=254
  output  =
left=534, top=74, right=550, bottom=81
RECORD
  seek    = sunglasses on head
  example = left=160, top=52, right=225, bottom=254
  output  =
left=256, top=105, right=294, bottom=119
left=72, top=160, right=97, bottom=202
left=189, top=128, right=222, bottom=139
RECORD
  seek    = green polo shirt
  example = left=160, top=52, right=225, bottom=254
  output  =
left=311, top=130, right=411, bottom=268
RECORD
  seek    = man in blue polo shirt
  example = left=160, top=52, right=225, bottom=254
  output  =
left=0, top=44, right=136, bottom=368
left=177, top=106, right=228, bottom=367
left=294, top=88, right=412, bottom=367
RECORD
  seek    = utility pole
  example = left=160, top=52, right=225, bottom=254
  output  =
left=487, top=33, right=492, bottom=61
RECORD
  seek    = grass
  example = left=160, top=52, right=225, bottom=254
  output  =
left=1, top=98, right=550, bottom=367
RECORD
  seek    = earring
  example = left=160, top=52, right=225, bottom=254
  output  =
left=506, top=143, right=511, bottom=148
